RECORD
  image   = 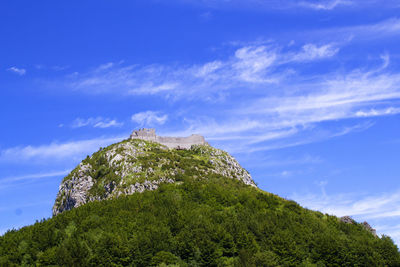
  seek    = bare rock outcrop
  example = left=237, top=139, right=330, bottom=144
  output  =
left=361, top=221, right=377, bottom=237
left=340, top=216, right=377, bottom=237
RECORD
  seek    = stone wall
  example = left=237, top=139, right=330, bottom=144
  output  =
left=130, top=128, right=208, bottom=149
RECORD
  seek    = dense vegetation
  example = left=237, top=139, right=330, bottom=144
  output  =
left=1, top=176, right=399, bottom=266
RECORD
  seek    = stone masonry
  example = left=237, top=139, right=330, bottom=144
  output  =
left=130, top=128, right=208, bottom=149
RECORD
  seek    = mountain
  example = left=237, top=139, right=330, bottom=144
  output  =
left=1, top=129, right=399, bottom=266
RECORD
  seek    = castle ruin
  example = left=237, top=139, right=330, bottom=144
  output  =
left=130, top=128, right=208, bottom=149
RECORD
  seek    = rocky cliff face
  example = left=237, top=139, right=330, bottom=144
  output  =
left=53, top=137, right=255, bottom=215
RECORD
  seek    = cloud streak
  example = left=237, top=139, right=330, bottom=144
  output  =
left=293, top=190, right=400, bottom=219
left=70, top=117, right=123, bottom=128
left=7, top=67, right=26, bottom=75
left=131, top=111, right=168, bottom=126
left=170, top=0, right=364, bottom=11
left=299, top=0, right=352, bottom=10
left=60, top=42, right=339, bottom=98
left=241, top=69, right=400, bottom=126
left=0, top=136, right=126, bottom=163
left=0, top=170, right=70, bottom=184
left=44, top=39, right=400, bottom=154
left=0, top=170, right=70, bottom=191
left=312, top=17, right=400, bottom=42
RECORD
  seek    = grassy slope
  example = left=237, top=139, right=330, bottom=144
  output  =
left=54, top=139, right=252, bottom=211
left=1, top=176, right=399, bottom=266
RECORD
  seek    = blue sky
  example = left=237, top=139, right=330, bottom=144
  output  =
left=1, top=0, right=400, bottom=244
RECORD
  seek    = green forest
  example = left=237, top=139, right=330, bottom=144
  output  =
left=1, top=175, right=399, bottom=266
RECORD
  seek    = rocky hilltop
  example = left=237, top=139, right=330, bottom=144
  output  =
left=53, top=129, right=255, bottom=215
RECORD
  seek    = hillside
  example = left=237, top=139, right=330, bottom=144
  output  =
left=1, top=131, right=400, bottom=266
left=53, top=131, right=255, bottom=215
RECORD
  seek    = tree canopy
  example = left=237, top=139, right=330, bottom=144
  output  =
left=1, top=176, right=399, bottom=266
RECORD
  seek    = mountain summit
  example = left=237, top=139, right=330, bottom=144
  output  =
left=53, top=129, right=255, bottom=215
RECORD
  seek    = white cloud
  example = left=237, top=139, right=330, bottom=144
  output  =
left=357, top=18, right=400, bottom=36
left=34, top=64, right=69, bottom=71
left=7, top=67, right=26, bottom=75
left=0, top=136, right=125, bottom=163
left=0, top=170, right=69, bottom=183
left=45, top=41, right=400, bottom=154
left=71, top=117, right=123, bottom=128
left=291, top=43, right=339, bottom=62
left=299, top=0, right=352, bottom=10
left=170, top=0, right=364, bottom=11
left=374, top=224, right=400, bottom=245
left=131, top=111, right=168, bottom=126
left=264, top=154, right=323, bottom=167
left=194, top=60, right=223, bottom=77
left=231, top=122, right=373, bottom=153
left=241, top=63, right=400, bottom=129
left=170, top=54, right=398, bottom=153
left=117, top=51, right=399, bottom=154
left=207, top=128, right=298, bottom=143
left=233, top=46, right=278, bottom=83
left=59, top=42, right=340, bottom=98
left=355, top=107, right=400, bottom=117
left=315, top=18, right=400, bottom=42
left=93, top=120, right=122, bottom=128
left=129, top=82, right=179, bottom=95
left=0, top=170, right=70, bottom=190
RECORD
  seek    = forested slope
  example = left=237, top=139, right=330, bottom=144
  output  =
left=1, top=176, right=399, bottom=266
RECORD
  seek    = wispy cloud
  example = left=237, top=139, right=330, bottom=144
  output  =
left=313, top=18, right=400, bottom=42
left=255, top=154, right=323, bottom=167
left=168, top=55, right=398, bottom=152
left=353, top=17, right=400, bottom=36
left=44, top=40, right=400, bottom=154
left=0, top=136, right=125, bottom=163
left=374, top=224, right=400, bottom=244
left=293, top=190, right=400, bottom=219
left=169, top=59, right=398, bottom=153
left=240, top=58, right=400, bottom=129
left=261, top=123, right=372, bottom=152
left=70, top=117, right=123, bottom=128
left=0, top=170, right=69, bottom=190
left=355, top=107, right=400, bottom=117
left=170, top=0, right=364, bottom=11
left=35, top=64, right=69, bottom=71
left=58, top=42, right=339, bottom=98
left=7, top=67, right=26, bottom=76
left=131, top=111, right=168, bottom=126
left=0, top=170, right=69, bottom=184
left=289, top=43, right=339, bottom=62
left=299, top=0, right=352, bottom=10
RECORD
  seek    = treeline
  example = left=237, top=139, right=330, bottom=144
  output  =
left=1, top=176, right=399, bottom=266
